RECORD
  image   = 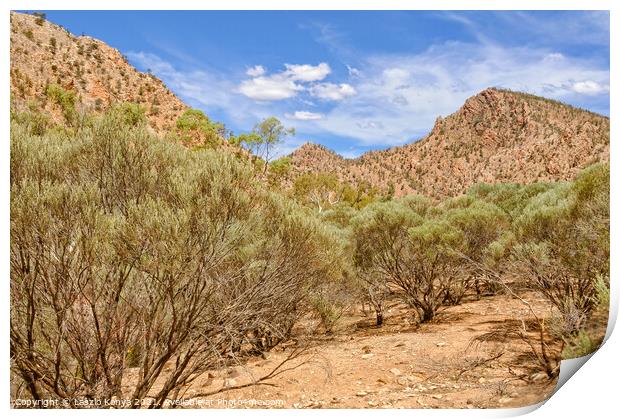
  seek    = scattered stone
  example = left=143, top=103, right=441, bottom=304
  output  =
left=224, top=378, right=237, bottom=388
left=361, top=345, right=372, bottom=354
left=436, top=342, right=447, bottom=347
left=397, top=375, right=422, bottom=386
left=207, top=372, right=217, bottom=379
left=499, top=397, right=513, bottom=404
left=432, top=394, right=443, bottom=400
left=389, top=368, right=402, bottom=376
left=261, top=352, right=271, bottom=360
left=394, top=342, right=405, bottom=348
left=361, top=353, right=375, bottom=359
left=377, top=378, right=388, bottom=384
left=227, top=367, right=241, bottom=378
left=356, top=391, right=368, bottom=397
left=293, top=403, right=301, bottom=408
left=368, top=401, right=378, bottom=407
left=478, top=377, right=486, bottom=384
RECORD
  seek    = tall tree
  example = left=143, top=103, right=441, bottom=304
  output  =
left=235, top=117, right=295, bottom=172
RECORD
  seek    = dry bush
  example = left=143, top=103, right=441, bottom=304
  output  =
left=10, top=111, right=346, bottom=407
left=351, top=201, right=464, bottom=323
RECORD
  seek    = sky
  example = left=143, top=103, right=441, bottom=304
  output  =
left=37, top=10, right=610, bottom=158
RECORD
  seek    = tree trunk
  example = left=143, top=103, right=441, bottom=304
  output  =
left=376, top=312, right=383, bottom=327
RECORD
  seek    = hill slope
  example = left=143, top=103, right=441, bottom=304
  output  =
left=10, top=12, right=187, bottom=131
left=10, top=12, right=609, bottom=198
left=289, top=88, right=609, bottom=198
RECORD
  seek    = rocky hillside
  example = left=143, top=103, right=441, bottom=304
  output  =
left=10, top=11, right=609, bottom=198
left=289, top=88, right=610, bottom=198
left=10, top=12, right=187, bottom=131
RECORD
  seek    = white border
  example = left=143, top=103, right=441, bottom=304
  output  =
left=2, top=2, right=616, bottom=418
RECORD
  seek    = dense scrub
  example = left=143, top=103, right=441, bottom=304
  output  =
left=10, top=106, right=609, bottom=406
left=10, top=110, right=348, bottom=406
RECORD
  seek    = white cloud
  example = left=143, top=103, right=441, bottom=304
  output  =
left=572, top=80, right=609, bottom=95
left=238, top=62, right=332, bottom=101
left=310, top=83, right=357, bottom=101
left=284, top=63, right=331, bottom=82
left=346, top=64, right=361, bottom=77
left=285, top=111, right=325, bottom=120
left=128, top=34, right=608, bottom=150
left=238, top=75, right=303, bottom=101
left=309, top=41, right=609, bottom=146
left=246, top=65, right=266, bottom=77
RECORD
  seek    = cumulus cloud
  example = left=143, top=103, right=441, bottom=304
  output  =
left=285, top=111, right=325, bottom=120
left=246, top=65, right=266, bottom=77
left=310, top=83, right=357, bottom=101
left=128, top=29, right=608, bottom=151
left=238, top=62, right=332, bottom=101
left=284, top=63, right=331, bottom=82
left=311, top=41, right=609, bottom=146
left=238, top=75, right=303, bottom=101
left=572, top=80, right=609, bottom=95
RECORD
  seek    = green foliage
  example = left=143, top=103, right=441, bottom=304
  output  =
left=176, top=108, right=225, bottom=147
left=510, top=163, right=609, bottom=333
left=235, top=117, right=294, bottom=166
left=10, top=109, right=346, bottom=404
left=111, top=102, right=146, bottom=126
left=310, top=293, right=344, bottom=333
left=561, top=331, right=597, bottom=359
left=10, top=109, right=50, bottom=136
left=293, top=172, right=342, bottom=212
left=268, top=156, right=291, bottom=181
left=351, top=200, right=463, bottom=322
left=45, top=83, right=77, bottom=123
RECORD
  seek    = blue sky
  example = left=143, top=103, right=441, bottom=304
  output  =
left=38, top=11, right=609, bottom=158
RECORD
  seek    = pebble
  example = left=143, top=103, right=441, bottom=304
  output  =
left=356, top=391, right=368, bottom=397
left=389, top=368, right=402, bottom=376
left=361, top=353, right=375, bottom=359
left=397, top=375, right=422, bottom=386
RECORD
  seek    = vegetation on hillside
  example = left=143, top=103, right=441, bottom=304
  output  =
left=10, top=99, right=609, bottom=406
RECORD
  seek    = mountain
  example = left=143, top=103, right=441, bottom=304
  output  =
left=10, top=12, right=609, bottom=199
left=289, top=88, right=609, bottom=198
left=10, top=12, right=187, bottom=131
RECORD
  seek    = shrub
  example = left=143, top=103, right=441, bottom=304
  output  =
left=351, top=200, right=462, bottom=322
left=10, top=110, right=346, bottom=406
left=111, top=102, right=146, bottom=126
left=175, top=108, right=225, bottom=147
left=511, top=164, right=609, bottom=333
left=45, top=83, right=77, bottom=123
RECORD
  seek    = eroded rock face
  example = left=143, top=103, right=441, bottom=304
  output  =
left=10, top=12, right=187, bottom=131
left=289, top=88, right=609, bottom=198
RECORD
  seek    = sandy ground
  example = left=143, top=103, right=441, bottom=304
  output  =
left=123, top=291, right=561, bottom=409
